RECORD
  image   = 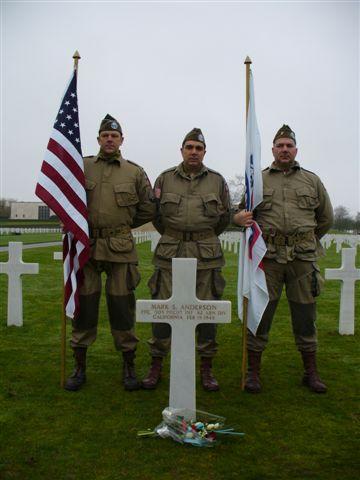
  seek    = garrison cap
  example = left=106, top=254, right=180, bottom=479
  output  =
left=99, top=114, right=123, bottom=135
left=182, top=128, right=206, bottom=147
left=273, top=124, right=296, bottom=145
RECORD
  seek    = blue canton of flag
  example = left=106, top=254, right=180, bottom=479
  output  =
left=54, top=74, right=82, bottom=154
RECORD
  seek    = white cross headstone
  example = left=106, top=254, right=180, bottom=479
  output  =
left=0, top=242, right=39, bottom=326
left=136, top=258, right=231, bottom=418
left=53, top=252, right=63, bottom=260
left=150, top=232, right=161, bottom=252
left=325, top=248, right=360, bottom=335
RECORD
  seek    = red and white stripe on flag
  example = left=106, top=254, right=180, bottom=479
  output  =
left=237, top=69, right=269, bottom=335
left=35, top=70, right=89, bottom=319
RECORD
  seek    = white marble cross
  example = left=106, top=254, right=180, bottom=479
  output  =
left=136, top=258, right=231, bottom=417
left=325, top=248, right=360, bottom=335
left=0, top=242, right=39, bottom=326
left=150, top=232, right=161, bottom=252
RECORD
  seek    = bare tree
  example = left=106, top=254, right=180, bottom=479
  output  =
left=227, top=174, right=245, bottom=206
left=333, top=205, right=354, bottom=232
left=355, top=212, right=360, bottom=234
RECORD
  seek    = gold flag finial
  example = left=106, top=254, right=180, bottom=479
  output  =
left=73, top=51, right=81, bottom=70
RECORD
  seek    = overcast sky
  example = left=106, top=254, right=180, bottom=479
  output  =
left=1, top=1, right=359, bottom=215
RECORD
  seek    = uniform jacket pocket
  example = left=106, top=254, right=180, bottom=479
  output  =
left=311, top=263, right=324, bottom=297
left=197, top=238, right=223, bottom=260
left=160, top=192, right=181, bottom=216
left=258, top=188, right=274, bottom=210
left=296, top=187, right=319, bottom=209
left=107, top=234, right=134, bottom=253
left=202, top=193, right=220, bottom=217
left=155, top=237, right=180, bottom=260
left=114, top=183, right=139, bottom=206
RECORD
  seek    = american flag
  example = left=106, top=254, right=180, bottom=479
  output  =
left=237, top=69, right=269, bottom=335
left=35, top=70, right=89, bottom=319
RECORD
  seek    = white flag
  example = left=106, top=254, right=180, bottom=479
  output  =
left=237, top=70, right=269, bottom=335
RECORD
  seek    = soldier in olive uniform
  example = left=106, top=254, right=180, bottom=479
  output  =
left=142, top=128, right=231, bottom=391
left=234, top=125, right=333, bottom=394
left=65, top=114, right=155, bottom=392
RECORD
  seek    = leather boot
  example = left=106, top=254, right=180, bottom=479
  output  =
left=301, top=351, right=327, bottom=393
left=122, top=351, right=141, bottom=391
left=244, top=350, right=262, bottom=393
left=65, top=347, right=87, bottom=391
left=141, top=357, right=163, bottom=389
left=200, top=357, right=219, bottom=392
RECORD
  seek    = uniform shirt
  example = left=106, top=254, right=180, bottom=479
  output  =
left=84, top=151, right=155, bottom=262
left=153, top=162, right=230, bottom=270
left=239, top=161, right=333, bottom=263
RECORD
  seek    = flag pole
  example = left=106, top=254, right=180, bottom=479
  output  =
left=241, top=55, right=252, bottom=390
left=60, top=50, right=81, bottom=388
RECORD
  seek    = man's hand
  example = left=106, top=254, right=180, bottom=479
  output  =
left=233, top=210, right=254, bottom=228
left=59, top=222, right=67, bottom=233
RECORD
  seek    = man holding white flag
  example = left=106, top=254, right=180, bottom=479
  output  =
left=234, top=122, right=333, bottom=394
left=236, top=70, right=269, bottom=338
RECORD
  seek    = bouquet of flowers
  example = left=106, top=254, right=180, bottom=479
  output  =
left=138, top=407, right=244, bottom=447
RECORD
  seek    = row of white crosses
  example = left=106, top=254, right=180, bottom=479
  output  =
left=1, top=240, right=359, bottom=334
left=321, top=233, right=360, bottom=252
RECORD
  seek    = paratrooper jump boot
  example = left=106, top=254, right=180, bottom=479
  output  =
left=301, top=351, right=327, bottom=393
left=141, top=357, right=163, bottom=389
left=200, top=357, right=219, bottom=392
left=65, top=347, right=87, bottom=391
left=244, top=350, right=262, bottom=393
left=122, top=351, right=141, bottom=391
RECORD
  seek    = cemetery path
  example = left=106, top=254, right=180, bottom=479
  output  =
left=0, top=241, right=62, bottom=252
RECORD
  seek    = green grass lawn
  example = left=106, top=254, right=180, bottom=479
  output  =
left=0, top=242, right=359, bottom=480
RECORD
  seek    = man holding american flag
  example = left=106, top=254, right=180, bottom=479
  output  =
left=37, top=77, right=155, bottom=391
left=63, top=115, right=155, bottom=392
left=234, top=124, right=333, bottom=394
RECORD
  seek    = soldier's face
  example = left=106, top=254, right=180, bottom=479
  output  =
left=97, top=130, right=123, bottom=154
left=181, top=141, right=206, bottom=172
left=272, top=137, right=297, bottom=167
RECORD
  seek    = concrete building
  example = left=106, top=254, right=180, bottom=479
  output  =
left=10, top=202, right=55, bottom=220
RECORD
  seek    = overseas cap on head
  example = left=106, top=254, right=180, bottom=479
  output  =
left=273, top=124, right=296, bottom=145
left=99, top=114, right=123, bottom=135
left=182, top=128, right=206, bottom=147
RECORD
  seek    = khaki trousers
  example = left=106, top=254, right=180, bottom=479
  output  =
left=70, top=259, right=139, bottom=352
left=247, top=258, right=323, bottom=353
